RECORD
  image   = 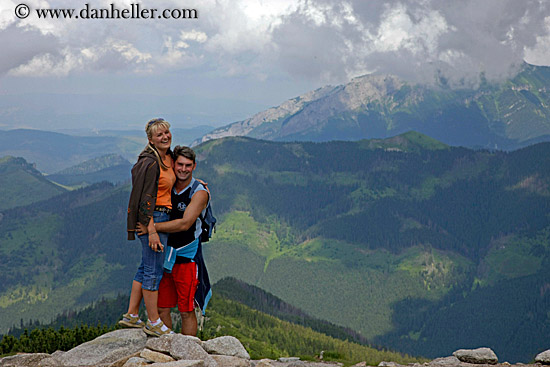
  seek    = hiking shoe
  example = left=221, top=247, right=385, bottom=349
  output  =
left=118, top=313, right=144, bottom=328
left=144, top=320, right=174, bottom=337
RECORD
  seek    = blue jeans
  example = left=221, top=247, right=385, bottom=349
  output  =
left=133, top=211, right=169, bottom=291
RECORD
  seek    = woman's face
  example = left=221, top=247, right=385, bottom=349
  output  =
left=149, top=126, right=172, bottom=152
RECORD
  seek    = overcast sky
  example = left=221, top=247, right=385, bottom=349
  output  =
left=1, top=0, right=550, bottom=132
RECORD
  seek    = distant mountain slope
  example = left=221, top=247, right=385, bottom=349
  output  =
left=47, top=154, right=132, bottom=186
left=0, top=129, right=141, bottom=173
left=0, top=126, right=208, bottom=174
left=0, top=156, right=66, bottom=210
left=194, top=63, right=550, bottom=150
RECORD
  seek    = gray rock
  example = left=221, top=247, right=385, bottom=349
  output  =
left=210, top=355, right=251, bottom=366
left=254, top=359, right=275, bottom=367
left=146, top=334, right=203, bottom=355
left=427, top=357, right=461, bottom=367
left=38, top=357, right=60, bottom=367
left=0, top=353, right=51, bottom=367
left=536, top=350, right=550, bottom=364
left=379, top=362, right=400, bottom=367
left=110, top=350, right=143, bottom=367
left=147, top=334, right=174, bottom=353
left=141, top=348, right=176, bottom=363
left=203, top=336, right=250, bottom=360
left=150, top=361, right=204, bottom=366
left=279, top=357, right=301, bottom=362
left=51, top=328, right=147, bottom=366
left=453, top=347, right=498, bottom=365
left=170, top=336, right=217, bottom=367
left=179, top=335, right=203, bottom=345
left=122, top=356, right=151, bottom=367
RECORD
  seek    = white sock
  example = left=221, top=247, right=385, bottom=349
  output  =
left=150, top=318, right=169, bottom=331
left=130, top=313, right=139, bottom=318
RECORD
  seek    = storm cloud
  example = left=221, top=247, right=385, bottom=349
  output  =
left=1, top=0, right=549, bottom=86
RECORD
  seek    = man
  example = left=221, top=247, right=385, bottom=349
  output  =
left=138, top=145, right=211, bottom=336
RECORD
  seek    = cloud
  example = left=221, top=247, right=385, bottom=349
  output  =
left=1, top=0, right=549, bottom=86
left=272, top=0, right=550, bottom=86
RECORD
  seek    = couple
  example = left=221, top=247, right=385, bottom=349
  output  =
left=122, top=118, right=211, bottom=337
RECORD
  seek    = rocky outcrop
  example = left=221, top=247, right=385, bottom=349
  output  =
left=453, top=348, right=498, bottom=364
left=0, top=330, right=333, bottom=367
left=1, top=334, right=549, bottom=367
left=536, top=349, right=550, bottom=364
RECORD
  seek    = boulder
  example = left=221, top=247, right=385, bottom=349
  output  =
left=255, top=359, right=275, bottom=367
left=122, top=356, right=150, bottom=367
left=170, top=336, right=217, bottom=367
left=428, top=356, right=461, bottom=367
left=210, top=354, right=251, bottom=366
left=535, top=350, right=550, bottom=364
left=146, top=335, right=174, bottom=354
left=149, top=361, right=204, bottom=367
left=43, top=329, right=147, bottom=367
left=202, top=336, right=250, bottom=360
left=0, top=353, right=51, bottom=367
left=278, top=357, right=300, bottom=363
left=110, top=351, right=143, bottom=367
left=141, top=348, right=176, bottom=363
left=453, top=347, right=498, bottom=364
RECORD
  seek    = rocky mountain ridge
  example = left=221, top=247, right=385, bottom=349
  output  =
left=2, top=330, right=550, bottom=367
left=193, top=64, right=550, bottom=149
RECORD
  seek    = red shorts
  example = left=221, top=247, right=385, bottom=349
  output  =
left=158, top=262, right=199, bottom=313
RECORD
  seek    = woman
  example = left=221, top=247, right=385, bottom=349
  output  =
left=121, top=118, right=176, bottom=336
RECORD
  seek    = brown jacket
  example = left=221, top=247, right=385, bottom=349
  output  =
left=127, top=146, right=160, bottom=240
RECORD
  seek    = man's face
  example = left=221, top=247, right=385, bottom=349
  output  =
left=174, top=155, right=195, bottom=181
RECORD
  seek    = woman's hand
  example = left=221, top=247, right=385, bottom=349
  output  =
left=136, top=222, right=148, bottom=236
left=197, top=179, right=210, bottom=195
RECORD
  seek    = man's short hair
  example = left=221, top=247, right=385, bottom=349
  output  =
left=173, top=145, right=196, bottom=163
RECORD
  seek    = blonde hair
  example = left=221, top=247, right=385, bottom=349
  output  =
left=145, top=118, right=172, bottom=170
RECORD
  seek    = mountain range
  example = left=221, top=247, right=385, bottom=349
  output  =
left=193, top=63, right=550, bottom=150
left=47, top=154, right=132, bottom=187
left=0, top=126, right=212, bottom=174
left=0, top=133, right=549, bottom=362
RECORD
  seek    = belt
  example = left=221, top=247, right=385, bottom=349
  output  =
left=154, top=206, right=171, bottom=214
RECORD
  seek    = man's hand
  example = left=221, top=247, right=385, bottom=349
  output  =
left=148, top=232, right=163, bottom=252
left=137, top=221, right=164, bottom=252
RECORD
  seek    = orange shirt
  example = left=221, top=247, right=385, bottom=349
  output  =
left=156, top=154, right=176, bottom=209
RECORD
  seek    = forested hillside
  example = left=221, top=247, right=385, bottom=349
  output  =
left=1, top=279, right=422, bottom=366
left=1, top=133, right=549, bottom=362
left=0, top=156, right=66, bottom=210
left=193, top=134, right=550, bottom=362
left=0, top=182, right=133, bottom=332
